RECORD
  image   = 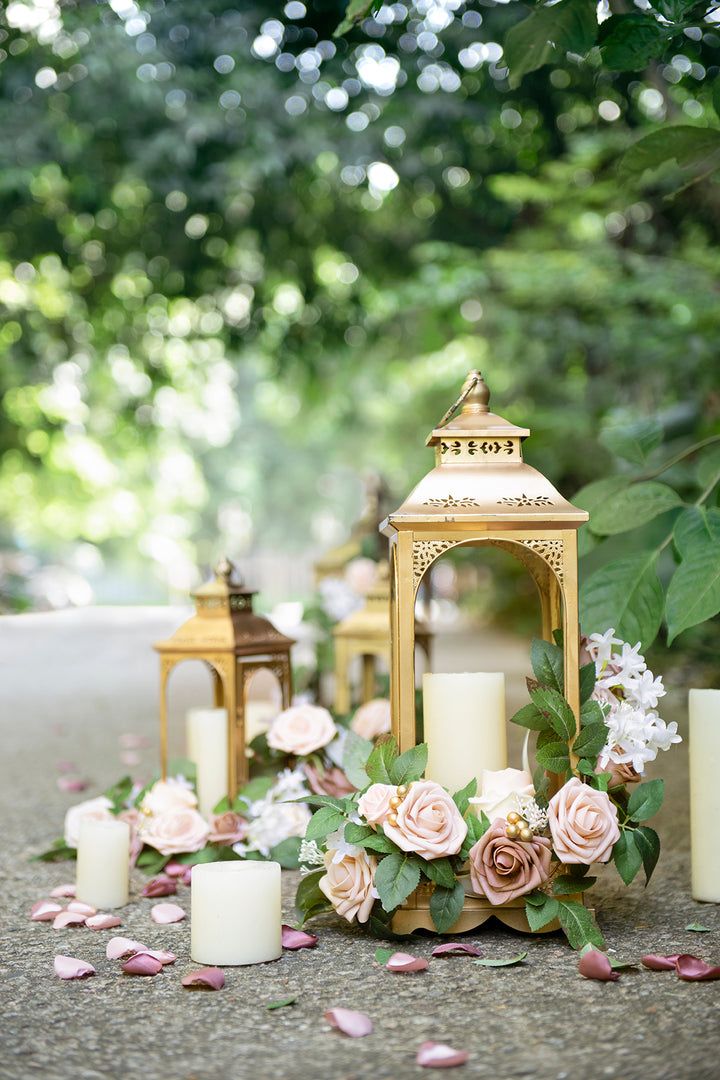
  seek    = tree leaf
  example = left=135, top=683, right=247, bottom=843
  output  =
left=573, top=722, right=608, bottom=760
left=374, top=852, right=421, bottom=912
left=334, top=0, right=382, bottom=37
left=531, top=686, right=576, bottom=739
left=342, top=729, right=373, bottom=790
left=579, top=662, right=596, bottom=704
left=365, top=736, right=398, bottom=785
left=390, top=742, right=428, bottom=786
left=589, top=482, right=682, bottom=536
left=695, top=443, right=720, bottom=493
left=503, top=0, right=598, bottom=87
left=620, top=126, right=720, bottom=182
left=599, top=417, right=663, bottom=465
left=535, top=740, right=570, bottom=774
left=666, top=542, right=720, bottom=643
left=556, top=899, right=605, bottom=951
left=612, top=831, right=643, bottom=885
left=580, top=551, right=664, bottom=651
left=429, top=881, right=465, bottom=933
left=673, top=506, right=720, bottom=558
left=655, top=0, right=701, bottom=19
left=525, top=895, right=559, bottom=931
left=627, top=778, right=664, bottom=822
left=510, top=703, right=551, bottom=731
left=552, top=875, right=596, bottom=895
left=574, top=476, right=630, bottom=521
left=474, top=952, right=528, bottom=967
left=530, top=638, right=564, bottom=693
left=600, top=13, right=671, bottom=72
left=422, top=857, right=457, bottom=890
left=634, top=826, right=660, bottom=885
left=305, top=805, right=346, bottom=842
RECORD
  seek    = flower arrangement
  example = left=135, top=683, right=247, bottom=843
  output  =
left=295, top=630, right=679, bottom=951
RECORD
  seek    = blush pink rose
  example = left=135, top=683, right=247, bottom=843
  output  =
left=118, top=808, right=144, bottom=867
left=357, top=783, right=396, bottom=827
left=468, top=820, right=553, bottom=904
left=383, top=780, right=467, bottom=861
left=64, top=796, right=114, bottom=848
left=266, top=705, right=337, bottom=756
left=604, top=758, right=641, bottom=786
left=207, top=811, right=247, bottom=846
left=351, top=699, right=391, bottom=741
left=548, top=778, right=620, bottom=864
left=319, top=848, right=377, bottom=924
left=141, top=808, right=210, bottom=857
left=304, top=762, right=355, bottom=798
left=141, top=778, right=198, bottom=816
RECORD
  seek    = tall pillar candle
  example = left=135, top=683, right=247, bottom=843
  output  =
left=76, top=818, right=130, bottom=909
left=186, top=708, right=229, bottom=818
left=689, top=689, right=720, bottom=902
left=191, top=862, right=282, bottom=965
left=423, top=672, right=507, bottom=794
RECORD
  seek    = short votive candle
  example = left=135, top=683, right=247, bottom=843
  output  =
left=76, top=817, right=130, bottom=909
left=689, top=689, right=720, bottom=902
left=190, top=861, right=282, bottom=966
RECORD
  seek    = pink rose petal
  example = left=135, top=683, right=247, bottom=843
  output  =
left=641, top=954, right=682, bottom=971
left=56, top=777, right=89, bottom=793
left=68, top=901, right=97, bottom=916
left=163, top=862, right=187, bottom=878
left=282, top=925, right=319, bottom=950
left=578, top=949, right=620, bottom=982
left=150, top=902, right=185, bottom=925
left=53, top=911, right=87, bottom=929
left=386, top=951, right=430, bottom=973
left=142, top=876, right=177, bottom=898
left=141, top=948, right=176, bottom=966
left=30, top=900, right=63, bottom=922
left=54, top=955, right=95, bottom=980
left=50, top=884, right=76, bottom=898
left=120, top=751, right=140, bottom=767
left=181, top=868, right=193, bottom=887
left=55, top=760, right=78, bottom=773
left=181, top=967, right=226, bottom=990
left=122, top=953, right=164, bottom=976
left=86, top=913, right=123, bottom=930
left=675, top=954, right=720, bottom=981
left=430, top=943, right=482, bottom=958
left=106, top=937, right=147, bottom=960
left=417, top=1042, right=469, bottom=1069
left=324, top=1007, right=373, bottom=1038
left=119, top=733, right=149, bottom=750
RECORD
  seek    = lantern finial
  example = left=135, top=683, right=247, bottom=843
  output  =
left=460, top=370, right=490, bottom=414
left=215, top=556, right=240, bottom=585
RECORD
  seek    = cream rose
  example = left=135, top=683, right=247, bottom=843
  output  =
left=383, top=780, right=467, bottom=861
left=470, top=768, right=535, bottom=822
left=141, top=778, right=197, bottom=816
left=64, top=796, right=114, bottom=848
left=319, top=848, right=377, bottom=923
left=141, top=808, right=210, bottom=856
left=357, top=783, right=396, bottom=827
left=351, top=699, right=391, bottom=741
left=548, top=777, right=620, bottom=864
left=266, top=705, right=337, bottom=756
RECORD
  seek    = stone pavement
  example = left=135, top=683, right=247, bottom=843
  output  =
left=1, top=609, right=718, bottom=1080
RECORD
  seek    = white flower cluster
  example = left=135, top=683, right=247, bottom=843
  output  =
left=233, top=767, right=312, bottom=858
left=299, top=839, right=325, bottom=873
left=584, top=629, right=681, bottom=776
left=513, top=793, right=549, bottom=833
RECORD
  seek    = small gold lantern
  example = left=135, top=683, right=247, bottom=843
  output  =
left=333, top=562, right=432, bottom=715
left=382, top=371, right=588, bottom=934
left=154, top=558, right=294, bottom=796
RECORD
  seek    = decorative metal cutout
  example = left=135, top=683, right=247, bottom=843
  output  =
left=497, top=494, right=554, bottom=508
left=440, top=438, right=515, bottom=457
left=423, top=496, right=481, bottom=509
left=412, top=539, right=454, bottom=590
left=521, top=538, right=564, bottom=582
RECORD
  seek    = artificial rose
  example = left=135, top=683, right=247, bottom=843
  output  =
left=383, top=780, right=467, bottom=860
left=266, top=705, right=337, bottom=756
left=64, top=796, right=114, bottom=848
left=468, top=820, right=553, bottom=904
left=357, top=783, right=396, bottom=827
left=605, top=757, right=641, bottom=786
left=351, top=698, right=391, bottom=741
left=471, top=768, right=534, bottom=822
left=304, top=762, right=355, bottom=798
left=319, top=848, right=377, bottom=924
left=548, top=777, right=620, bottom=864
left=141, top=778, right=197, bottom=816
left=345, top=557, right=378, bottom=596
left=141, top=808, right=210, bottom=857
left=207, top=811, right=248, bottom=846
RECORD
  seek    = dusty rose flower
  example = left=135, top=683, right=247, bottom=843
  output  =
left=605, top=758, right=641, bottom=786
left=357, top=783, right=396, bottom=827
left=141, top=778, right=197, bottom=816
left=383, top=780, right=467, bottom=861
left=118, top=808, right=144, bottom=867
left=345, top=557, right=378, bottom=596
left=351, top=699, right=391, bottom=741
left=468, top=820, right=553, bottom=904
left=207, top=811, right=248, bottom=846
left=319, top=848, right=377, bottom=924
left=548, top=777, right=620, bottom=864
left=141, top=808, right=210, bottom=857
left=267, top=704, right=337, bottom=756
left=64, top=796, right=114, bottom=848
left=304, top=762, right=355, bottom=798
left=471, top=768, right=534, bottom=822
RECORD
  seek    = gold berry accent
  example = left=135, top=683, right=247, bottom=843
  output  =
left=506, top=823, right=519, bottom=839
left=519, top=827, right=533, bottom=843
left=389, top=796, right=402, bottom=810
left=397, top=785, right=408, bottom=797
left=507, top=811, right=520, bottom=825
left=388, top=813, right=398, bottom=827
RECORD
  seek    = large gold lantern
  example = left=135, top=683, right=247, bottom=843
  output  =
left=333, top=562, right=432, bottom=715
left=154, top=558, right=294, bottom=796
left=381, top=371, right=588, bottom=933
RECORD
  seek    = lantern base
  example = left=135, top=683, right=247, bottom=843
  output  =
left=389, top=881, right=584, bottom=936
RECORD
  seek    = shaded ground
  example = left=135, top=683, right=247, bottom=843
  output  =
left=1, top=609, right=718, bottom=1080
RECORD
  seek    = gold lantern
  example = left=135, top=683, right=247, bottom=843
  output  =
left=381, top=371, right=588, bottom=934
left=154, top=558, right=294, bottom=797
left=333, top=562, right=432, bottom=715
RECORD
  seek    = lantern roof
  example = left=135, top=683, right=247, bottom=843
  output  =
left=382, top=371, right=588, bottom=531
left=334, top=562, right=431, bottom=642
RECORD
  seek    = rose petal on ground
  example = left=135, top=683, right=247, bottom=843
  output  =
left=282, top=925, right=319, bottom=950
left=675, top=954, right=720, bottom=981
left=578, top=949, right=620, bottom=982
left=142, top=876, right=177, bottom=898
left=55, top=760, right=78, bottom=773
left=181, top=967, right=225, bottom=990
left=431, top=943, right=482, bottom=958
left=324, top=1008, right=373, bottom=1038
left=163, top=862, right=187, bottom=878
left=30, top=900, right=63, bottom=922
left=106, top=937, right=147, bottom=960
left=86, top=913, right=122, bottom=930
left=50, top=884, right=76, bottom=898
left=68, top=901, right=97, bottom=916
left=181, top=867, right=193, bottom=887
left=142, top=948, right=176, bottom=966
left=119, top=733, right=149, bottom=750
left=386, top=952, right=429, bottom=973
left=53, top=911, right=87, bottom=929
left=120, top=751, right=140, bottom=767
left=122, top=953, right=163, bottom=976
left=150, top=902, right=185, bottom=925
left=416, top=1042, right=469, bottom=1068
left=56, top=777, right=89, bottom=793
left=641, top=954, right=682, bottom=971
left=54, top=955, right=96, bottom=980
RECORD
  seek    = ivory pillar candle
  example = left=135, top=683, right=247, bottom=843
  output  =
left=689, top=689, right=720, bottom=902
left=186, top=708, right=229, bottom=818
left=76, top=818, right=130, bottom=909
left=190, top=862, right=282, bottom=965
left=423, top=672, right=507, bottom=794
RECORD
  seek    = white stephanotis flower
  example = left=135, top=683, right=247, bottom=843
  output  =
left=587, top=629, right=622, bottom=669
left=615, top=641, right=646, bottom=681
left=625, top=669, right=666, bottom=710
left=235, top=801, right=312, bottom=857
left=325, top=827, right=363, bottom=863
left=269, top=766, right=310, bottom=804
left=647, top=716, right=682, bottom=753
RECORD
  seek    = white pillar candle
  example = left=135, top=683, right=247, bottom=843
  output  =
left=689, top=689, right=720, bottom=902
left=76, top=818, right=130, bottom=909
left=423, top=672, right=507, bottom=794
left=190, top=862, right=282, bottom=965
left=186, top=708, right=229, bottom=818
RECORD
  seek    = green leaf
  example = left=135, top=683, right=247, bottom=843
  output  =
left=573, top=722, right=608, bottom=761
left=535, top=740, right=571, bottom=774
left=579, top=662, right=596, bottom=704
left=267, top=996, right=297, bottom=1010
left=474, top=952, right=528, bottom=967
left=580, top=699, right=605, bottom=728
left=32, top=838, right=77, bottom=863
left=666, top=542, right=720, bottom=643
left=510, top=703, right=550, bottom=732
left=531, top=686, right=576, bottom=740
left=429, top=881, right=465, bottom=934
left=600, top=13, right=670, bottom=72
left=452, top=777, right=477, bottom=817
left=390, top=742, right=428, bottom=786
left=365, top=736, right=398, bottom=785
left=620, top=126, right=720, bottom=182
left=673, top=506, right=720, bottom=558
left=530, top=638, right=564, bottom=693
left=374, top=852, right=421, bottom=912
left=342, top=729, right=373, bottom=790
left=270, top=836, right=302, bottom=869
left=574, top=476, right=630, bottom=520
left=599, top=417, right=662, bottom=465
left=613, top=831, right=643, bottom=885
left=375, top=946, right=395, bottom=964
left=294, top=868, right=326, bottom=919
left=359, top=828, right=398, bottom=855
left=655, top=0, right=700, bottom=19
left=344, top=821, right=374, bottom=844
left=627, top=779, right=664, bottom=822
left=556, top=899, right=605, bottom=951
left=305, top=805, right=346, bottom=842
left=212, top=795, right=231, bottom=814
left=525, top=895, right=559, bottom=931
left=552, top=875, right=596, bottom=895
left=589, top=482, right=681, bottom=536
left=633, top=825, right=661, bottom=885
left=503, top=0, right=598, bottom=87
left=580, top=551, right=664, bottom=652
left=422, top=857, right=457, bottom=890
left=685, top=922, right=712, bottom=933
left=234, top=775, right=274, bottom=809
left=696, top=443, right=720, bottom=493
left=103, top=775, right=134, bottom=813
